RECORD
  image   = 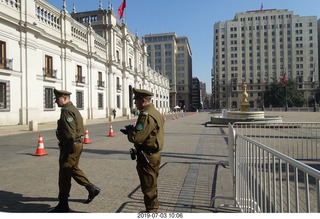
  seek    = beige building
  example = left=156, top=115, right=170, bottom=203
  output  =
left=142, top=33, right=192, bottom=111
left=213, top=9, right=318, bottom=109
left=0, top=0, right=169, bottom=125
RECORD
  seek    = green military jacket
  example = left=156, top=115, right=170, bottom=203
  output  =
left=128, top=103, right=164, bottom=152
left=56, top=101, right=84, bottom=146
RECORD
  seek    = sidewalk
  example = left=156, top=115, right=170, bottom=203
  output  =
left=0, top=111, right=236, bottom=213
left=0, top=116, right=129, bottom=137
left=1, top=110, right=317, bottom=213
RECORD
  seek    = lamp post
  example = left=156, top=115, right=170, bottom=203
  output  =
left=283, top=71, right=288, bottom=112
left=262, top=89, right=265, bottom=111
left=285, top=85, right=288, bottom=111
left=313, top=91, right=316, bottom=112
left=312, top=71, right=317, bottom=112
left=261, top=77, right=265, bottom=111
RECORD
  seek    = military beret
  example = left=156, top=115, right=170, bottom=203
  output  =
left=54, top=88, right=72, bottom=98
left=133, top=88, right=153, bottom=99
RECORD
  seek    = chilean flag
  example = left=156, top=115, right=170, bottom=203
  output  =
left=282, top=73, right=286, bottom=88
left=118, top=0, right=126, bottom=19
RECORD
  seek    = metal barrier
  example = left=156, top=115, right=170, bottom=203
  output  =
left=211, top=122, right=320, bottom=213
left=233, top=122, right=320, bottom=160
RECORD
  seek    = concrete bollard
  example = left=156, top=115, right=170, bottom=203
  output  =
left=127, top=114, right=131, bottom=119
left=109, top=115, right=113, bottom=122
left=29, top=120, right=38, bottom=131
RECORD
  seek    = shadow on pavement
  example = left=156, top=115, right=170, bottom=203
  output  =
left=0, top=190, right=52, bottom=212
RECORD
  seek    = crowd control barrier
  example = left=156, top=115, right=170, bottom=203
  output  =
left=212, top=122, right=320, bottom=213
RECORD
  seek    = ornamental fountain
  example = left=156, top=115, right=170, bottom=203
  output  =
left=209, top=83, right=283, bottom=125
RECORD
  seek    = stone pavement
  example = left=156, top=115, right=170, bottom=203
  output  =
left=0, top=110, right=318, bottom=215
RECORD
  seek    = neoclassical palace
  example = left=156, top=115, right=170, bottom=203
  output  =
left=0, top=0, right=170, bottom=125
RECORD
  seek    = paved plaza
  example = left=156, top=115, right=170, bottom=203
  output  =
left=0, top=110, right=319, bottom=215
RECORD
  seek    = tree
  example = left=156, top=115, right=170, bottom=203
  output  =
left=264, top=79, right=305, bottom=107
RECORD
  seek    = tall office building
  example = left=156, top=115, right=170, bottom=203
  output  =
left=192, top=77, right=201, bottom=111
left=143, top=33, right=193, bottom=111
left=213, top=9, right=318, bottom=109
left=200, top=82, right=207, bottom=109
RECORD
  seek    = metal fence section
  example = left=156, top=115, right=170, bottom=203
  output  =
left=211, top=122, right=320, bottom=213
left=233, top=122, right=320, bottom=213
left=233, top=122, right=320, bottom=160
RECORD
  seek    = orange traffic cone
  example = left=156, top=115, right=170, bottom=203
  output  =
left=83, top=128, right=91, bottom=144
left=172, top=115, right=175, bottom=120
left=163, top=116, right=166, bottom=123
left=33, top=134, right=48, bottom=156
left=108, top=124, right=115, bottom=137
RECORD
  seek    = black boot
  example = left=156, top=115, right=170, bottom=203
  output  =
left=84, top=184, right=100, bottom=204
left=47, top=199, right=70, bottom=213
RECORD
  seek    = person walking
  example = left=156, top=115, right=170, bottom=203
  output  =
left=48, top=89, right=100, bottom=212
left=124, top=88, right=164, bottom=212
left=113, top=108, right=116, bottom=119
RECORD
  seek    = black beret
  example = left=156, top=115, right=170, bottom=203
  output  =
left=133, top=88, right=153, bottom=99
left=54, top=89, right=72, bottom=97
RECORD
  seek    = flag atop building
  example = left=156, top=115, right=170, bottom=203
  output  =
left=260, top=3, right=264, bottom=10
left=118, top=0, right=126, bottom=19
left=282, top=73, right=287, bottom=88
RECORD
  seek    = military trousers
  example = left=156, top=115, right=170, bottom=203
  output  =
left=136, top=151, right=161, bottom=212
left=58, top=142, right=91, bottom=200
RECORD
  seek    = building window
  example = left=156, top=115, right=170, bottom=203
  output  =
left=98, top=93, right=103, bottom=109
left=0, top=41, right=6, bottom=69
left=76, top=90, right=84, bottom=109
left=117, top=95, right=120, bottom=108
left=129, top=58, right=132, bottom=69
left=44, top=87, right=54, bottom=110
left=76, top=65, right=82, bottom=81
left=97, top=71, right=104, bottom=87
left=116, top=50, right=120, bottom=62
left=0, top=81, right=9, bottom=110
left=44, top=55, right=56, bottom=78
left=116, top=77, right=121, bottom=91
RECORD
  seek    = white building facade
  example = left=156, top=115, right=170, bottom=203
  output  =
left=0, top=0, right=170, bottom=125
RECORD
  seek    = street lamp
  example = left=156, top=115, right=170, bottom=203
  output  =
left=284, top=86, right=288, bottom=111
left=282, top=70, right=288, bottom=111
left=259, top=76, right=265, bottom=111
left=312, top=70, right=317, bottom=112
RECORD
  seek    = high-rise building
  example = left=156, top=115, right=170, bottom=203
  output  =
left=192, top=77, right=201, bottom=111
left=213, top=9, right=318, bottom=109
left=143, top=33, right=193, bottom=111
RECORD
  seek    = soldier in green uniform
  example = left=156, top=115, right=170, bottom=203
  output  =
left=48, top=89, right=100, bottom=212
left=125, top=88, right=164, bottom=212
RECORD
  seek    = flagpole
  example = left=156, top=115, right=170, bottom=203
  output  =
left=313, top=66, right=317, bottom=112
left=284, top=69, right=288, bottom=111
left=285, top=84, right=288, bottom=111
left=262, top=77, right=265, bottom=111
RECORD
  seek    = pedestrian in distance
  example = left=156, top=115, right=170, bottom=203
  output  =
left=113, top=108, right=116, bottom=119
left=121, top=88, right=164, bottom=212
left=48, top=89, right=100, bottom=213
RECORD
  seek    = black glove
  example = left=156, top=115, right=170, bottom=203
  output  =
left=121, top=124, right=134, bottom=135
left=60, top=153, right=69, bottom=163
left=125, top=125, right=134, bottom=131
left=120, top=129, right=128, bottom=135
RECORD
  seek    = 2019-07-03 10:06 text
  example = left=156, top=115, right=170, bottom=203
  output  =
left=137, top=213, right=183, bottom=218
